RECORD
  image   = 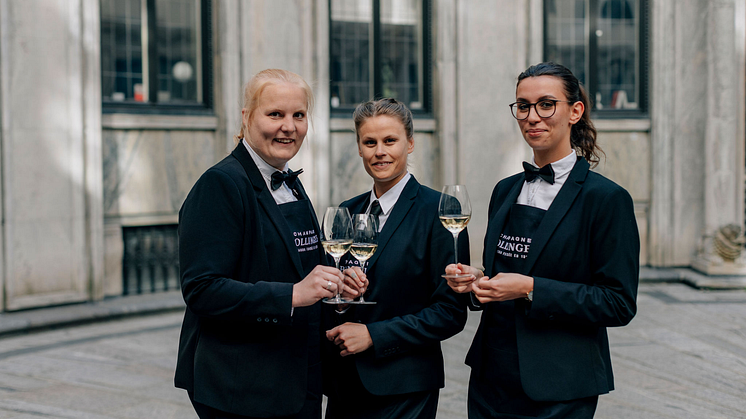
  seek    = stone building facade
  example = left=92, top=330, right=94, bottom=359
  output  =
left=0, top=0, right=743, bottom=311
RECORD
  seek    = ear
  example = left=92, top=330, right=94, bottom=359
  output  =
left=569, top=101, right=584, bottom=125
left=357, top=139, right=363, bottom=157
left=407, top=137, right=415, bottom=154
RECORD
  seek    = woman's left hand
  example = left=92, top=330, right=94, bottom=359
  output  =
left=341, top=267, right=368, bottom=300
left=471, top=272, right=534, bottom=304
left=326, top=322, right=373, bottom=356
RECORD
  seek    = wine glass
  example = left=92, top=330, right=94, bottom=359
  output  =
left=439, top=185, right=472, bottom=279
left=348, top=214, right=378, bottom=305
left=321, top=207, right=354, bottom=304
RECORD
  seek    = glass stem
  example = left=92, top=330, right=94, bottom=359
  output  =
left=334, top=256, right=341, bottom=300
left=453, top=233, right=459, bottom=265
left=358, top=261, right=366, bottom=302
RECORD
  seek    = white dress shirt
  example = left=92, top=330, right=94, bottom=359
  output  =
left=365, top=172, right=412, bottom=231
left=243, top=139, right=298, bottom=205
left=516, top=151, right=577, bottom=210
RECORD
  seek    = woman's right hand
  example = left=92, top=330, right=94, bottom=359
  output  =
left=444, top=263, right=481, bottom=293
left=292, top=265, right=348, bottom=307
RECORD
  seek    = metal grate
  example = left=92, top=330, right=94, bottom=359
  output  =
left=122, top=225, right=179, bottom=295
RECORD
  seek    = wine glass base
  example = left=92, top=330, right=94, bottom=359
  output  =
left=346, top=300, right=377, bottom=305
left=442, top=273, right=474, bottom=279
left=322, top=297, right=354, bottom=304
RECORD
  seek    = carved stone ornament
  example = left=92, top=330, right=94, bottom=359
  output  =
left=712, top=224, right=745, bottom=262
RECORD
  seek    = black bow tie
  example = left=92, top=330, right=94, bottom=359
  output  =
left=271, top=168, right=303, bottom=191
left=523, top=162, right=555, bottom=184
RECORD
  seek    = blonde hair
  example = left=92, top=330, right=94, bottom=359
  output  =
left=233, top=69, right=315, bottom=146
left=352, top=98, right=414, bottom=142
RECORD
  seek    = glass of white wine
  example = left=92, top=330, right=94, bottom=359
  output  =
left=438, top=185, right=472, bottom=279
left=348, top=213, right=378, bottom=305
left=321, top=207, right=354, bottom=304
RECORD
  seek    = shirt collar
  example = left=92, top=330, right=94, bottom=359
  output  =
left=532, top=150, right=576, bottom=180
left=368, top=172, right=412, bottom=215
left=243, top=139, right=290, bottom=184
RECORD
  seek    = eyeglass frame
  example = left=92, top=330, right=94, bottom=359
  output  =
left=508, top=99, right=577, bottom=120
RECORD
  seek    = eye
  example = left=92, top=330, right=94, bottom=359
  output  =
left=384, top=137, right=397, bottom=144
left=294, top=112, right=305, bottom=119
left=538, top=101, right=555, bottom=110
left=516, top=103, right=530, bottom=111
left=268, top=111, right=281, bottom=118
left=363, top=139, right=376, bottom=146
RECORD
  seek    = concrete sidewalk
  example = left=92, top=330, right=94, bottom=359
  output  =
left=1, top=267, right=744, bottom=338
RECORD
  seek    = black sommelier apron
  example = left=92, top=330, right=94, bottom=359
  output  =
left=278, top=198, right=325, bottom=417
left=469, top=203, right=597, bottom=418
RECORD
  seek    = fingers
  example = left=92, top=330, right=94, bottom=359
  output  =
left=343, top=268, right=366, bottom=291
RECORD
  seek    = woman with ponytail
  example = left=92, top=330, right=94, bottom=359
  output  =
left=445, top=62, right=640, bottom=418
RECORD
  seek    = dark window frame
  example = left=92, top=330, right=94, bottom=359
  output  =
left=329, top=0, right=433, bottom=118
left=101, top=0, right=214, bottom=115
left=543, top=0, right=649, bottom=119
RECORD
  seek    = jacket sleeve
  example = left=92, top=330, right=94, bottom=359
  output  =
left=178, top=168, right=294, bottom=325
left=366, top=216, right=470, bottom=359
left=527, top=186, right=639, bottom=328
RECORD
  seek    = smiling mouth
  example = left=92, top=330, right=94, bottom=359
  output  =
left=372, top=161, right=391, bottom=168
left=274, top=138, right=294, bottom=144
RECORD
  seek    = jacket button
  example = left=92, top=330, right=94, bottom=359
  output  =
left=257, top=317, right=262, bottom=322
left=265, top=318, right=270, bottom=322
left=273, top=318, right=278, bottom=323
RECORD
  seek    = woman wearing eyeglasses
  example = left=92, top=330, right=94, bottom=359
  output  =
left=445, top=62, right=640, bottom=418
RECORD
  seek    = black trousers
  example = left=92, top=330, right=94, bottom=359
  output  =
left=189, top=392, right=321, bottom=419
left=467, top=373, right=598, bottom=419
left=324, top=356, right=438, bottom=419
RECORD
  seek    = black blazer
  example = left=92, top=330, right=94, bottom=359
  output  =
left=174, top=145, right=326, bottom=416
left=324, top=176, right=469, bottom=396
left=465, top=157, right=639, bottom=402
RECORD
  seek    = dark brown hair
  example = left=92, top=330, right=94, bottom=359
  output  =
left=517, top=62, right=604, bottom=167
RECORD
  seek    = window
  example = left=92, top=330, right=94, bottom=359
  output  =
left=100, top=0, right=212, bottom=113
left=330, top=0, right=431, bottom=114
left=544, top=0, right=648, bottom=115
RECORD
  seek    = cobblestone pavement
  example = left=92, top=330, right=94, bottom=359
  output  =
left=0, top=282, right=744, bottom=418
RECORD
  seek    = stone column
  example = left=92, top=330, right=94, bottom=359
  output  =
left=0, top=0, right=103, bottom=310
left=692, top=0, right=746, bottom=274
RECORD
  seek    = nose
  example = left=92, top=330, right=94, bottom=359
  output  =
left=526, top=104, right=542, bottom=123
left=281, top=116, right=296, bottom=133
left=374, top=142, right=386, bottom=156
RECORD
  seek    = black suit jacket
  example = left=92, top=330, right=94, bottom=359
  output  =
left=174, top=145, right=326, bottom=417
left=465, top=157, right=640, bottom=402
left=324, top=176, right=470, bottom=396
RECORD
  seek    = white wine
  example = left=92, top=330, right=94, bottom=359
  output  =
left=439, top=215, right=470, bottom=234
left=322, top=239, right=353, bottom=258
left=350, top=243, right=377, bottom=261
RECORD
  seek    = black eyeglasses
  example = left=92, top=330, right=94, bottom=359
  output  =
left=509, top=99, right=575, bottom=120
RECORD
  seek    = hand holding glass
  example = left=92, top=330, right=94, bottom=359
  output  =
left=439, top=185, right=472, bottom=279
left=348, top=214, right=378, bottom=305
left=321, top=207, right=354, bottom=304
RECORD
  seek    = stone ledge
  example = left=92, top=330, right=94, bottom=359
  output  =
left=641, top=267, right=746, bottom=290
left=0, top=291, right=185, bottom=338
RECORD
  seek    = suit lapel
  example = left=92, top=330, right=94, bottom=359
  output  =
left=365, top=177, right=418, bottom=269
left=231, top=145, right=306, bottom=278
left=524, top=157, right=589, bottom=273
left=483, top=178, right=523, bottom=275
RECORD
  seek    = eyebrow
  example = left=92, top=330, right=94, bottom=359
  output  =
left=515, top=95, right=560, bottom=102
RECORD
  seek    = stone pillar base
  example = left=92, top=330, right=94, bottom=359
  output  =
left=692, top=254, right=746, bottom=276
